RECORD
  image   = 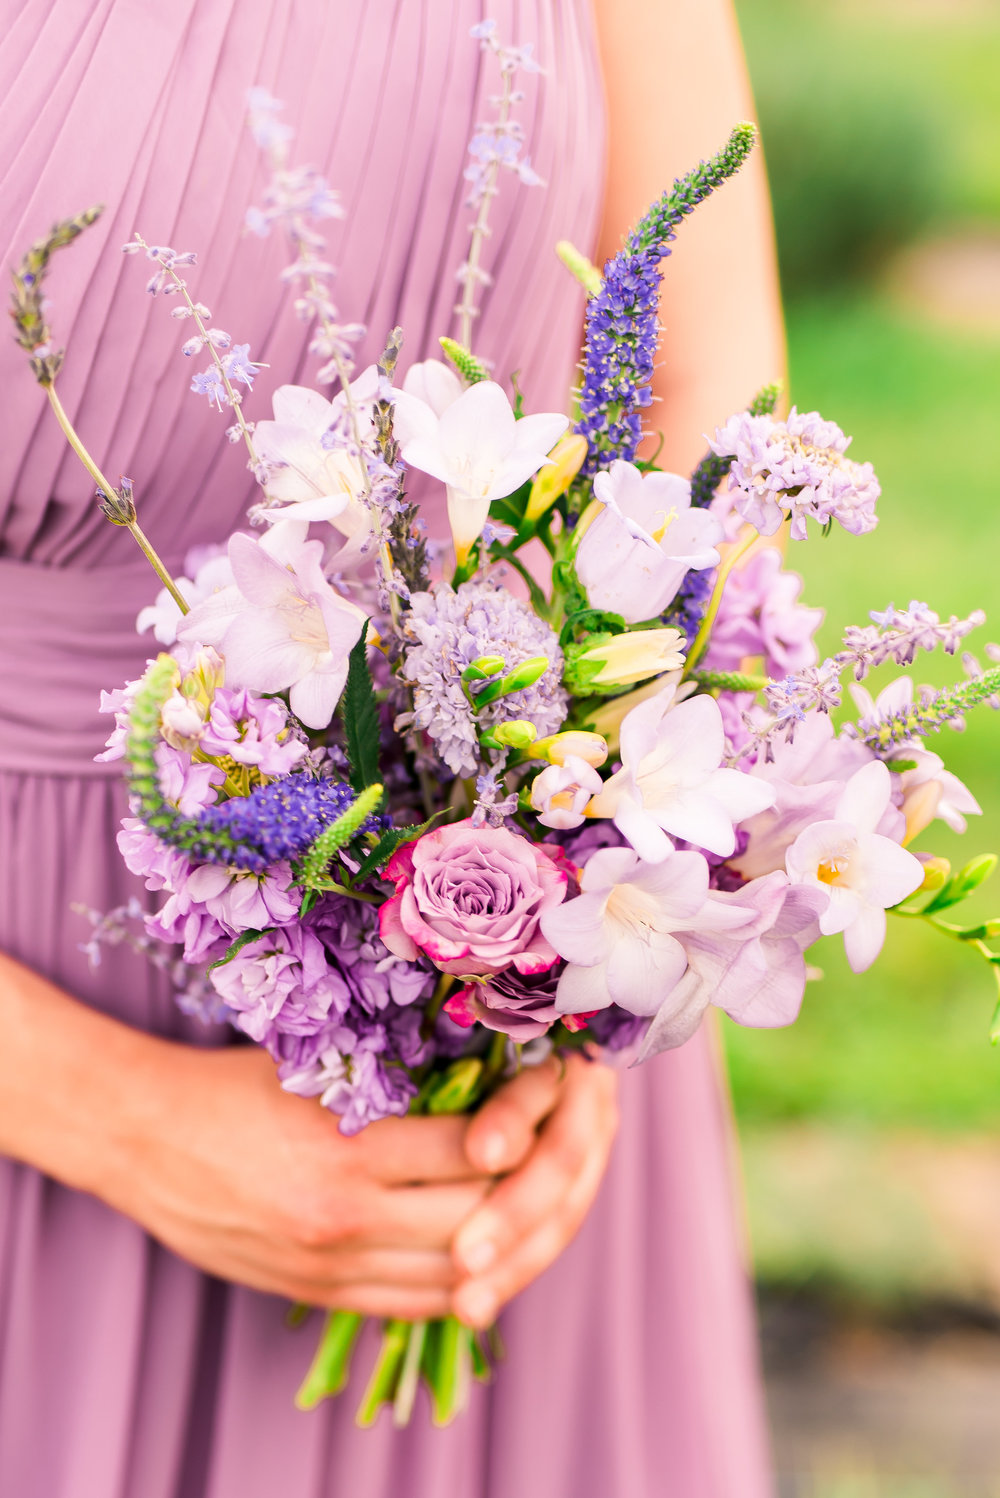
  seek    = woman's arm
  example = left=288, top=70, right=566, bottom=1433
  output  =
left=593, top=0, right=785, bottom=472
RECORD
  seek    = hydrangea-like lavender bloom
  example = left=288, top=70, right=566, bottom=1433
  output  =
left=574, top=125, right=755, bottom=476
left=396, top=580, right=568, bottom=778
left=380, top=819, right=570, bottom=977
left=304, top=895, right=436, bottom=1013
left=710, top=408, right=881, bottom=541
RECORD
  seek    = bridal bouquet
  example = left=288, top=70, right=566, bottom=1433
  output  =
left=13, top=21, right=1000, bottom=1428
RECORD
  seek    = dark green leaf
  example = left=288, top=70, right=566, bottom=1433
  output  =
left=208, top=927, right=272, bottom=970
left=343, top=622, right=381, bottom=793
left=352, top=815, right=443, bottom=885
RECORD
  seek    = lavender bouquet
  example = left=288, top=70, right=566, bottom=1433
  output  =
left=13, top=21, right=1000, bottom=1428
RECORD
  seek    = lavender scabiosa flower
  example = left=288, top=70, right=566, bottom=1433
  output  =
left=574, top=124, right=756, bottom=477
left=454, top=22, right=544, bottom=349
left=396, top=580, right=568, bottom=778
left=710, top=407, right=881, bottom=541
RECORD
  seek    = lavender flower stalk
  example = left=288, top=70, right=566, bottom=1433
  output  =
left=575, top=123, right=756, bottom=476
left=855, top=667, right=1000, bottom=752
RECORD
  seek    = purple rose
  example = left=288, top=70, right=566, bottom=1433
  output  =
left=445, top=965, right=564, bottom=1042
left=379, top=819, right=570, bottom=978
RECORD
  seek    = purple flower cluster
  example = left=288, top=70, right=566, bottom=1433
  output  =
left=196, top=774, right=386, bottom=874
left=710, top=408, right=881, bottom=541
left=574, top=125, right=755, bottom=476
left=396, top=580, right=568, bottom=778
left=838, top=601, right=987, bottom=680
left=216, top=896, right=436, bottom=1134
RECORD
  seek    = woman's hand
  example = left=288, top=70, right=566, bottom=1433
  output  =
left=450, top=1054, right=620, bottom=1327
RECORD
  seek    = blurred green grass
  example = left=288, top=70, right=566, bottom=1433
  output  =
left=723, top=1, right=1000, bottom=1133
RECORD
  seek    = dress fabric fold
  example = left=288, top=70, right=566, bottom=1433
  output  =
left=0, top=3, right=773, bottom=1493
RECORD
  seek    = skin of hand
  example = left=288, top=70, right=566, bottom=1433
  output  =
left=451, top=1055, right=620, bottom=1327
left=0, top=954, right=611, bottom=1321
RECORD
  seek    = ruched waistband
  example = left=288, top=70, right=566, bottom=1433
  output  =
left=0, top=555, right=169, bottom=777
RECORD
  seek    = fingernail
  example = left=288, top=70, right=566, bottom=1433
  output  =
left=460, top=1237, right=497, bottom=1274
left=457, top=1284, right=497, bottom=1327
left=478, top=1131, right=507, bottom=1170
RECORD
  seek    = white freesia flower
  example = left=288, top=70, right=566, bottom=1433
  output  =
left=393, top=379, right=568, bottom=566
left=398, top=357, right=464, bottom=417
left=253, top=378, right=379, bottom=568
left=849, top=677, right=981, bottom=839
left=785, top=759, right=925, bottom=972
left=541, top=845, right=751, bottom=1016
left=176, top=533, right=367, bottom=730
left=587, top=688, right=776, bottom=861
left=575, top=460, right=723, bottom=624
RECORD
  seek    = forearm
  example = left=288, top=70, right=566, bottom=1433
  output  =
left=594, top=0, right=785, bottom=471
left=0, top=951, right=161, bottom=1197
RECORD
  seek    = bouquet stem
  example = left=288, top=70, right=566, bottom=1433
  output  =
left=294, top=1311, right=489, bottom=1426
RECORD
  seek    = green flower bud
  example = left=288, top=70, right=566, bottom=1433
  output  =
left=427, top=1058, right=484, bottom=1115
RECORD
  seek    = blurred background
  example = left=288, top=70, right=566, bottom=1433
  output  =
left=728, top=0, right=1000, bottom=1492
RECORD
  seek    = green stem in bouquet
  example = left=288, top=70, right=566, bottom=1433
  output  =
left=454, top=62, right=516, bottom=351
left=682, top=527, right=758, bottom=676
left=295, top=1310, right=364, bottom=1410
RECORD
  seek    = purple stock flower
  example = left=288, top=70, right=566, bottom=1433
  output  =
left=209, top=923, right=349, bottom=1042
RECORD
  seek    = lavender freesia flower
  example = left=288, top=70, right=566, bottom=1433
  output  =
left=588, top=688, right=776, bottom=861
left=785, top=760, right=925, bottom=972
left=393, top=380, right=567, bottom=566
left=177, top=533, right=367, bottom=730
left=575, top=461, right=722, bottom=623
left=636, top=873, right=828, bottom=1058
left=542, top=844, right=753, bottom=1017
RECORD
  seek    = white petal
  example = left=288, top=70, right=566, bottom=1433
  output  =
left=835, top=759, right=891, bottom=835
left=842, top=903, right=886, bottom=973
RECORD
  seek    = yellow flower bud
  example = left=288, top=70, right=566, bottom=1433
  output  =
left=918, top=855, right=951, bottom=891
left=571, top=628, right=686, bottom=689
left=531, top=730, right=608, bottom=768
left=523, top=432, right=588, bottom=523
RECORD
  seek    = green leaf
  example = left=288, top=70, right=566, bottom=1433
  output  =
left=342, top=622, right=381, bottom=793
left=352, top=821, right=434, bottom=885
left=207, top=927, right=272, bottom=970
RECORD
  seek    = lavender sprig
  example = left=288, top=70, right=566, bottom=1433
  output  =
left=454, top=20, right=544, bottom=350
left=854, top=668, right=1000, bottom=752
left=246, top=88, right=364, bottom=382
left=575, top=124, right=756, bottom=477
left=839, top=601, right=987, bottom=680
left=124, top=235, right=264, bottom=477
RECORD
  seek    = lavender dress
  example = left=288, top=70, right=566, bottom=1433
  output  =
left=0, top=3, right=773, bottom=1494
